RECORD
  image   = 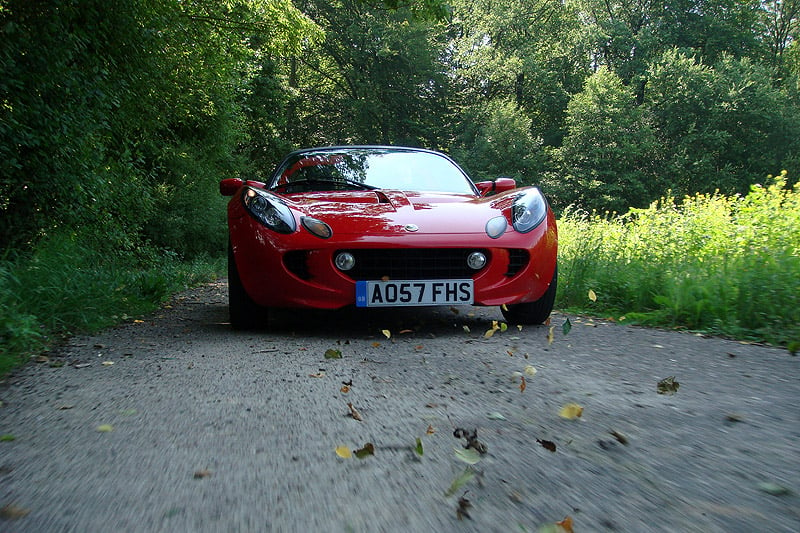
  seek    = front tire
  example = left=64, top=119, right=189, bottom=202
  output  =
left=501, top=266, right=557, bottom=325
left=228, top=244, right=269, bottom=330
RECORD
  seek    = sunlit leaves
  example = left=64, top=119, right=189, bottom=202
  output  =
left=558, top=403, right=583, bottom=419
left=335, top=445, right=352, bottom=458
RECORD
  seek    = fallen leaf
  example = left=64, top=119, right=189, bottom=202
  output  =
left=101, top=361, right=114, bottom=366
left=308, top=371, right=326, bottom=378
left=483, top=328, right=496, bottom=339
left=335, top=445, right=352, bottom=458
left=757, top=482, right=791, bottom=496
left=0, top=504, right=31, bottom=520
left=340, top=385, right=350, bottom=393
left=519, top=375, right=527, bottom=393
left=558, top=403, right=584, bottom=420
left=454, top=447, right=482, bottom=465
left=324, top=348, right=342, bottom=359
left=547, top=326, right=555, bottom=345
left=487, top=412, right=506, bottom=421
left=347, top=402, right=363, bottom=421
left=0, top=435, right=15, bottom=442
left=399, top=329, right=413, bottom=334
left=517, top=324, right=523, bottom=331
left=657, top=376, right=680, bottom=395
left=562, top=318, right=572, bottom=335
left=96, top=424, right=114, bottom=433
left=524, top=365, right=538, bottom=377
left=456, top=493, right=472, bottom=520
left=463, top=325, right=471, bottom=333
left=354, top=442, right=375, bottom=459
left=610, top=430, right=628, bottom=445
left=372, top=342, right=381, bottom=348
left=193, top=469, right=212, bottom=479
left=426, top=424, right=435, bottom=435
left=381, top=329, right=391, bottom=339
left=556, top=516, right=574, bottom=533
left=415, top=437, right=424, bottom=456
left=537, top=438, right=557, bottom=453
left=499, top=322, right=508, bottom=332
left=445, top=467, right=475, bottom=496
left=588, top=289, right=597, bottom=302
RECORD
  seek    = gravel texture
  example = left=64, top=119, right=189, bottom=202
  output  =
left=1, top=280, right=798, bottom=532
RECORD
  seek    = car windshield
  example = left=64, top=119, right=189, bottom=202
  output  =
left=270, top=148, right=476, bottom=195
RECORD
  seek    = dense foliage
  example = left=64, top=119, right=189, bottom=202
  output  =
left=558, top=174, right=800, bottom=346
left=1, top=0, right=798, bottom=369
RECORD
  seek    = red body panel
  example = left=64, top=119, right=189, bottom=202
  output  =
left=227, top=187, right=557, bottom=310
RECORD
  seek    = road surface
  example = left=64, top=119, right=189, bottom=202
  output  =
left=1, top=280, right=798, bottom=532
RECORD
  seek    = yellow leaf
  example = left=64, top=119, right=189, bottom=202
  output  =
left=588, top=289, right=597, bottom=302
left=101, top=361, right=114, bottom=366
left=524, top=365, right=538, bottom=377
left=483, top=328, right=496, bottom=339
left=335, top=446, right=352, bottom=458
left=559, top=404, right=584, bottom=420
left=547, top=326, right=555, bottom=345
left=381, top=329, right=391, bottom=339
left=96, top=424, right=114, bottom=432
left=463, top=325, right=471, bottom=333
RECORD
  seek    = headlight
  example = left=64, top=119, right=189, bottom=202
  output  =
left=511, top=188, right=548, bottom=233
left=243, top=187, right=296, bottom=233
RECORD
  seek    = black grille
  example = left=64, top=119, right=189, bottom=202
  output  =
left=284, top=251, right=311, bottom=280
left=506, top=249, right=529, bottom=277
left=340, top=249, right=488, bottom=280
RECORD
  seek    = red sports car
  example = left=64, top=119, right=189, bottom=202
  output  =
left=220, top=146, right=557, bottom=329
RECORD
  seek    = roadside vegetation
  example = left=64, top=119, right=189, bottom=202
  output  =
left=558, top=174, right=800, bottom=347
left=2, top=0, right=799, bottom=373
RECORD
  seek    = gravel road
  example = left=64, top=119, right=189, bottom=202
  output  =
left=1, top=280, right=798, bottom=532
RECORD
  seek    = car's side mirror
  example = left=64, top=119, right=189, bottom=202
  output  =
left=220, top=178, right=268, bottom=196
left=475, top=177, right=516, bottom=196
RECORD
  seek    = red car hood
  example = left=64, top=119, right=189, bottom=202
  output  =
left=284, top=190, right=512, bottom=235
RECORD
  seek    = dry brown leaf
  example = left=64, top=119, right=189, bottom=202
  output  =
left=0, top=504, right=31, bottom=520
left=347, top=402, right=363, bottom=421
left=519, top=375, right=527, bottom=393
left=426, top=424, right=435, bottom=435
left=193, top=469, right=212, bottom=479
left=556, top=515, right=574, bottom=532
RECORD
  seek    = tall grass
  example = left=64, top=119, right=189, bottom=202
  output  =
left=557, top=173, right=800, bottom=346
left=0, top=233, right=223, bottom=375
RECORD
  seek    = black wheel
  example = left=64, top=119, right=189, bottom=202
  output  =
left=501, top=266, right=557, bottom=325
left=228, top=244, right=269, bottom=330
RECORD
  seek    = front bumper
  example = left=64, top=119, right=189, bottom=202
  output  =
left=229, top=210, right=557, bottom=310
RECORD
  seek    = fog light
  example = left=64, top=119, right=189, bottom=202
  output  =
left=335, top=252, right=356, bottom=271
left=467, top=251, right=487, bottom=270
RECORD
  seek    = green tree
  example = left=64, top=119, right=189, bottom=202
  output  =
left=646, top=49, right=800, bottom=196
left=549, top=66, right=661, bottom=213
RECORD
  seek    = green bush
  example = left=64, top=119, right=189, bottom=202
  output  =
left=0, top=232, right=223, bottom=375
left=557, top=173, right=800, bottom=346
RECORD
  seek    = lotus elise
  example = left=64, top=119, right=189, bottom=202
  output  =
left=220, top=146, right=557, bottom=329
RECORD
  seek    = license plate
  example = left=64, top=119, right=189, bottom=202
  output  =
left=356, top=279, right=474, bottom=307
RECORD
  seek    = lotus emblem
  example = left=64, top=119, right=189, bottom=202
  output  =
left=404, top=224, right=419, bottom=232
